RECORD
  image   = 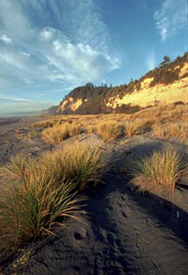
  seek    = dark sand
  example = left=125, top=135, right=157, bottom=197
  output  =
left=0, top=116, right=52, bottom=165
left=1, top=117, right=188, bottom=275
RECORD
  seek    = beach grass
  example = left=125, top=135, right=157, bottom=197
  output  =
left=42, top=122, right=86, bottom=144
left=152, top=122, right=188, bottom=142
left=0, top=141, right=108, bottom=262
left=124, top=118, right=154, bottom=138
left=131, top=150, right=184, bottom=191
left=88, top=120, right=124, bottom=141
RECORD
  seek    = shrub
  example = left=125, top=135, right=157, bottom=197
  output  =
left=131, top=150, right=183, bottom=191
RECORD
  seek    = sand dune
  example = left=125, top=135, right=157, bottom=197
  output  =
left=1, top=118, right=188, bottom=275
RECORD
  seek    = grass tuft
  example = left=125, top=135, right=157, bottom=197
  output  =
left=0, top=141, right=108, bottom=261
left=89, top=121, right=124, bottom=142
left=152, top=122, right=188, bottom=142
left=55, top=141, right=109, bottom=190
left=131, top=150, right=183, bottom=191
left=42, top=122, right=86, bottom=144
left=125, top=118, right=153, bottom=138
left=0, top=175, right=81, bottom=261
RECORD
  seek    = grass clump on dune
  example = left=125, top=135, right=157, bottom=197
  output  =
left=152, top=123, right=188, bottom=143
left=42, top=122, right=86, bottom=144
left=55, top=141, right=108, bottom=190
left=30, top=119, right=56, bottom=129
left=0, top=157, right=82, bottom=262
left=0, top=177, right=80, bottom=260
left=89, top=121, right=124, bottom=142
left=131, top=150, right=184, bottom=192
left=0, top=142, right=108, bottom=262
left=125, top=118, right=154, bottom=138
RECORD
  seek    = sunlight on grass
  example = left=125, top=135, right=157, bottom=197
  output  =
left=152, top=122, right=188, bottom=142
left=125, top=118, right=153, bottom=138
left=88, top=120, right=124, bottom=142
left=42, top=122, right=86, bottom=144
left=55, top=141, right=109, bottom=190
left=131, top=150, right=184, bottom=191
left=0, top=174, right=82, bottom=262
left=0, top=141, right=108, bottom=262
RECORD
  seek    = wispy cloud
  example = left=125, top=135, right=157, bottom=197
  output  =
left=0, top=0, right=120, bottom=96
left=154, top=0, right=187, bottom=41
left=0, top=93, right=53, bottom=114
left=0, top=34, right=12, bottom=44
left=0, top=94, right=33, bottom=102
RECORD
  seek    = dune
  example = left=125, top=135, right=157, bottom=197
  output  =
left=1, top=117, right=188, bottom=274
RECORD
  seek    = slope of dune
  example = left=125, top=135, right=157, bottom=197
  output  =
left=1, top=117, right=188, bottom=274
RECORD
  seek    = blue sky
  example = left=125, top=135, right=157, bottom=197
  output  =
left=0, top=0, right=187, bottom=114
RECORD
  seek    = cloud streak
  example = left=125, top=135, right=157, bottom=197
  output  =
left=0, top=34, right=12, bottom=44
left=0, top=93, right=53, bottom=114
left=154, top=0, right=187, bottom=41
left=0, top=0, right=120, bottom=97
left=0, top=94, right=33, bottom=102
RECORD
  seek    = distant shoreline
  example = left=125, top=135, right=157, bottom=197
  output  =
left=0, top=112, right=40, bottom=118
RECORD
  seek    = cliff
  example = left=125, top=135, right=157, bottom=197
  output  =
left=57, top=52, right=188, bottom=115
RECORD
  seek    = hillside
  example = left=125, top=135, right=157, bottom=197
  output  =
left=57, top=52, right=188, bottom=115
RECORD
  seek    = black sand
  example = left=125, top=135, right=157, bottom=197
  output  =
left=1, top=117, right=188, bottom=275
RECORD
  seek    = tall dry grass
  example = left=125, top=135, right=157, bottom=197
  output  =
left=131, top=150, right=184, bottom=192
left=87, top=121, right=124, bottom=142
left=0, top=141, right=108, bottom=262
left=152, top=123, right=188, bottom=142
left=0, top=170, right=81, bottom=261
left=42, top=122, right=86, bottom=144
left=55, top=142, right=109, bottom=190
left=130, top=104, right=188, bottom=124
left=124, top=118, right=154, bottom=138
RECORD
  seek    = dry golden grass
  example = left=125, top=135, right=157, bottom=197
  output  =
left=131, top=150, right=184, bottom=192
left=124, top=118, right=154, bottom=138
left=53, top=141, right=109, bottom=190
left=42, top=122, right=86, bottom=144
left=0, top=141, right=108, bottom=262
left=26, top=103, right=188, bottom=145
left=87, top=120, right=125, bottom=142
left=152, top=122, right=188, bottom=142
left=0, top=163, right=82, bottom=261
left=130, top=104, right=188, bottom=124
left=30, top=119, right=57, bottom=129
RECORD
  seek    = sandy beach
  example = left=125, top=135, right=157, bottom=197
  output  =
left=0, top=116, right=188, bottom=275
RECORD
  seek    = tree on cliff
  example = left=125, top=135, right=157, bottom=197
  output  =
left=160, top=56, right=171, bottom=68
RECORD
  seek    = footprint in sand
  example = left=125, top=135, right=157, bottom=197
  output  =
left=74, top=232, right=83, bottom=240
left=73, top=228, right=87, bottom=241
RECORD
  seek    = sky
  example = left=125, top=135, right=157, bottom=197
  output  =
left=0, top=0, right=187, bottom=115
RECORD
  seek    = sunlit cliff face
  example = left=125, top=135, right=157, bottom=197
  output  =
left=106, top=77, right=188, bottom=108
left=58, top=97, right=88, bottom=112
left=58, top=60, right=188, bottom=113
